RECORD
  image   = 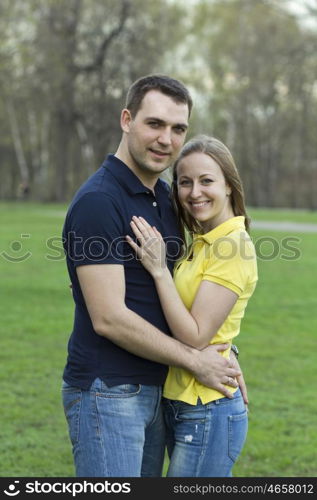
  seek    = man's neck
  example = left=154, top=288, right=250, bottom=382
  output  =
left=115, top=145, right=158, bottom=192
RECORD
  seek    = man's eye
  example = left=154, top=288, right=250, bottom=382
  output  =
left=148, top=122, right=159, bottom=128
left=174, top=127, right=186, bottom=134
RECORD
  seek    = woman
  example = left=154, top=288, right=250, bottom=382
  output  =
left=126, top=135, right=258, bottom=477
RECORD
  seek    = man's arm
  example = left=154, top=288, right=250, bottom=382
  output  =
left=76, top=263, right=240, bottom=398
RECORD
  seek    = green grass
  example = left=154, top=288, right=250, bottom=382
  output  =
left=233, top=229, right=317, bottom=477
left=0, top=203, right=316, bottom=477
left=248, top=207, right=317, bottom=224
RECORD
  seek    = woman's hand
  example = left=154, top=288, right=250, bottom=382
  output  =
left=126, top=216, right=167, bottom=278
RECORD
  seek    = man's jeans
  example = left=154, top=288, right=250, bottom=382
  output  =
left=62, top=378, right=165, bottom=477
left=163, top=388, right=248, bottom=477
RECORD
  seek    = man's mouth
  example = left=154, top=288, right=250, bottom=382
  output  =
left=149, top=148, right=170, bottom=157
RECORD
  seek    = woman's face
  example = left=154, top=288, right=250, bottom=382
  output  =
left=176, top=152, right=234, bottom=233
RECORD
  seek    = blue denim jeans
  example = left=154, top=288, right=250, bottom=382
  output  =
left=163, top=389, right=248, bottom=477
left=62, top=378, right=165, bottom=477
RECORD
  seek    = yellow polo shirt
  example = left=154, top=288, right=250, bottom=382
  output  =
left=163, top=216, right=258, bottom=405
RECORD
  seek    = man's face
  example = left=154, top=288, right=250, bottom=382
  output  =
left=121, top=90, right=189, bottom=182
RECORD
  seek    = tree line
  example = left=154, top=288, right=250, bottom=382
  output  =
left=1, top=0, right=316, bottom=208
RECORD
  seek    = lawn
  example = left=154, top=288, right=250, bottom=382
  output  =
left=248, top=207, right=317, bottom=224
left=0, top=202, right=316, bottom=477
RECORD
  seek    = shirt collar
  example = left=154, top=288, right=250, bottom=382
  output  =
left=194, top=216, right=246, bottom=244
left=103, top=154, right=167, bottom=196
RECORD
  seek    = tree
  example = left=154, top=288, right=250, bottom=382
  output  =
left=186, top=0, right=317, bottom=208
left=0, top=0, right=187, bottom=200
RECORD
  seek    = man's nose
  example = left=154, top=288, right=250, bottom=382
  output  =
left=157, top=128, right=172, bottom=146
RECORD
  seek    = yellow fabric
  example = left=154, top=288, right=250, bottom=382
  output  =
left=163, top=216, right=258, bottom=405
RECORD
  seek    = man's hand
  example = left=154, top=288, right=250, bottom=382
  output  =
left=193, top=344, right=240, bottom=399
left=230, top=352, right=249, bottom=405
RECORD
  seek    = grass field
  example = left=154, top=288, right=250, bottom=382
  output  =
left=248, top=207, right=317, bottom=224
left=0, top=202, right=316, bottom=477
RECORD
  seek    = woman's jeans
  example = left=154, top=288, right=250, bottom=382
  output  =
left=62, top=378, right=165, bottom=477
left=163, top=389, right=248, bottom=477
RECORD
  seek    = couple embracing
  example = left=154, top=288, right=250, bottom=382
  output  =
left=62, top=74, right=257, bottom=477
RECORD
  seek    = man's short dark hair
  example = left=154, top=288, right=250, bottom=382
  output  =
left=125, top=74, right=193, bottom=118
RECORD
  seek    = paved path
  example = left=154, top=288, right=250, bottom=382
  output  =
left=251, top=221, right=317, bottom=233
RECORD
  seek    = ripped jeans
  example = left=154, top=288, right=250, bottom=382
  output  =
left=163, top=388, right=248, bottom=477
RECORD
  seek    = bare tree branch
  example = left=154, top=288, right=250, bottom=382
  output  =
left=77, top=0, right=131, bottom=73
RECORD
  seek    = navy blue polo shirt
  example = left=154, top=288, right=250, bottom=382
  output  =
left=62, top=154, right=183, bottom=389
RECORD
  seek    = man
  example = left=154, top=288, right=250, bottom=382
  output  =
left=62, top=74, right=242, bottom=477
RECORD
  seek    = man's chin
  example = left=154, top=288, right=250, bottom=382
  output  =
left=145, top=159, right=171, bottom=173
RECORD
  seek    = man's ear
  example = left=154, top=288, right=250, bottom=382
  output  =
left=120, top=108, right=132, bottom=133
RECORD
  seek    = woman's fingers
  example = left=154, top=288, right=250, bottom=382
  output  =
left=138, top=216, right=152, bottom=227
left=131, top=216, right=157, bottom=240
left=153, top=226, right=163, bottom=240
left=139, top=217, right=163, bottom=239
left=127, top=218, right=166, bottom=272
left=125, top=235, right=142, bottom=257
left=131, top=217, right=150, bottom=239
left=130, top=221, right=145, bottom=243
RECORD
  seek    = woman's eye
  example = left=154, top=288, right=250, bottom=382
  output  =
left=202, top=178, right=213, bottom=184
left=178, top=180, right=190, bottom=186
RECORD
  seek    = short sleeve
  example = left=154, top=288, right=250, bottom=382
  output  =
left=202, top=234, right=256, bottom=296
left=65, top=192, right=126, bottom=267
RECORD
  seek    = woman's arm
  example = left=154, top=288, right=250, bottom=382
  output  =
left=126, top=216, right=238, bottom=350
